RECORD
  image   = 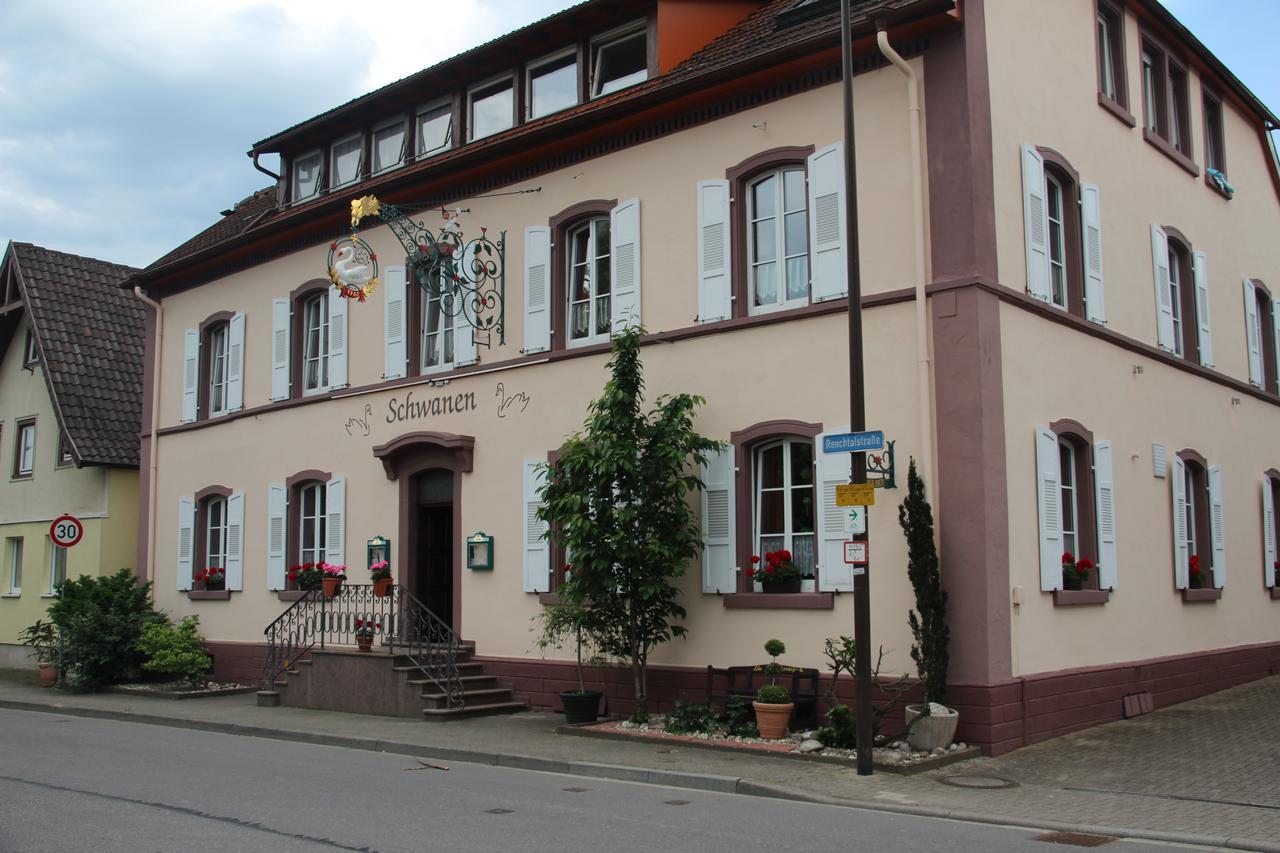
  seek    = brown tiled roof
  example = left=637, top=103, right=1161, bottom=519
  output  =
left=140, top=0, right=945, bottom=280
left=5, top=242, right=145, bottom=467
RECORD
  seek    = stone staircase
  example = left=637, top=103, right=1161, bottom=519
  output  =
left=263, top=641, right=527, bottom=720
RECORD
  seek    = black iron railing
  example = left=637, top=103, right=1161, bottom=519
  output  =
left=261, top=584, right=463, bottom=709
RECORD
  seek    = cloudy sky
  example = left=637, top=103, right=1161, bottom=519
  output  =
left=1, top=0, right=1276, bottom=269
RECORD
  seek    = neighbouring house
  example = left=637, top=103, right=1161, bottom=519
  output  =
left=125, top=0, right=1280, bottom=752
left=0, top=243, right=144, bottom=663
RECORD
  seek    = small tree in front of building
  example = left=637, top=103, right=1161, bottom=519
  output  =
left=538, top=325, right=720, bottom=722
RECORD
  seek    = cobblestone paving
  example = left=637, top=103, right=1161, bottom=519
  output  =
left=2, top=673, right=1277, bottom=849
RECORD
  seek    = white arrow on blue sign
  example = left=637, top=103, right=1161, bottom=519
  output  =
left=822, top=430, right=885, bottom=454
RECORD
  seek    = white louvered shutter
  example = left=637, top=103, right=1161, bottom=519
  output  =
left=225, top=491, right=244, bottom=591
left=1022, top=145, right=1052, bottom=303
left=522, top=460, right=549, bottom=592
left=1081, top=183, right=1105, bottom=323
left=177, top=496, right=195, bottom=591
left=1263, top=476, right=1277, bottom=588
left=697, top=180, right=732, bottom=323
left=383, top=265, right=407, bottom=380
left=227, top=313, right=245, bottom=412
left=267, top=484, right=287, bottom=590
left=452, top=244, right=478, bottom=367
left=1193, top=252, right=1212, bottom=367
left=181, top=329, right=199, bottom=423
left=325, top=477, right=345, bottom=567
left=808, top=143, right=848, bottom=303
left=700, top=445, right=736, bottom=593
left=610, top=198, right=641, bottom=332
left=1172, top=455, right=1189, bottom=589
left=270, top=298, right=291, bottom=401
left=1094, top=440, right=1117, bottom=590
left=1209, top=465, right=1226, bottom=588
left=816, top=429, right=854, bottom=592
left=1151, top=226, right=1175, bottom=351
left=1244, top=279, right=1263, bottom=387
left=327, top=287, right=348, bottom=389
left=1036, top=425, right=1063, bottom=591
left=523, top=227, right=551, bottom=353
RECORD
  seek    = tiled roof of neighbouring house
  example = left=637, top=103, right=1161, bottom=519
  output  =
left=4, top=242, right=144, bottom=467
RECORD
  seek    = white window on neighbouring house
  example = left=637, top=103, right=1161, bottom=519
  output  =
left=528, top=50, right=578, bottom=119
left=302, top=293, right=330, bottom=393
left=299, top=482, right=327, bottom=565
left=753, top=438, right=816, bottom=575
left=591, top=23, right=647, bottom=97
left=6, top=537, right=21, bottom=594
left=416, top=101, right=452, bottom=158
left=748, top=167, right=809, bottom=314
left=24, top=329, right=38, bottom=365
left=330, top=133, right=363, bottom=189
left=469, top=76, right=514, bottom=141
left=372, top=118, right=406, bottom=174
left=48, top=540, right=66, bottom=593
left=291, top=151, right=322, bottom=203
left=566, top=216, right=612, bottom=345
left=15, top=421, right=36, bottom=477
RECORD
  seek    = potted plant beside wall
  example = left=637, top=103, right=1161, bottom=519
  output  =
left=320, top=563, right=347, bottom=598
left=898, top=460, right=959, bottom=752
left=748, top=550, right=803, bottom=594
left=1061, top=553, right=1094, bottom=591
left=369, top=560, right=393, bottom=597
left=354, top=619, right=380, bottom=652
left=1189, top=555, right=1206, bottom=589
left=20, top=619, right=59, bottom=688
left=193, top=567, right=226, bottom=591
left=752, top=639, right=794, bottom=739
left=535, top=601, right=604, bottom=724
left=288, top=563, right=324, bottom=592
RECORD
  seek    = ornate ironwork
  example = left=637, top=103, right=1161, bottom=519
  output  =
left=345, top=195, right=506, bottom=345
left=866, top=439, right=896, bottom=489
left=261, top=583, right=464, bottom=710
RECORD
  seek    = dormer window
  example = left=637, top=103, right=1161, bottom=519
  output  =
left=416, top=101, right=452, bottom=158
left=469, top=76, right=515, bottom=141
left=592, top=22, right=647, bottom=97
left=372, top=117, right=406, bottom=174
left=528, top=50, right=578, bottom=119
left=330, top=133, right=363, bottom=190
left=291, top=151, right=322, bottom=203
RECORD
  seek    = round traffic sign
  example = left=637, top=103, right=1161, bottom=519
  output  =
left=50, top=515, right=84, bottom=548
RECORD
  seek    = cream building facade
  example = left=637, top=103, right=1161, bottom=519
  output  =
left=130, top=0, right=1280, bottom=752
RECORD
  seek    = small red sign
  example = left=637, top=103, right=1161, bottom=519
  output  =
left=843, top=540, right=868, bottom=565
left=50, top=515, right=84, bottom=548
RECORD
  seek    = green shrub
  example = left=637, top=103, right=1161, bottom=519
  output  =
left=763, top=638, right=786, bottom=658
left=815, top=703, right=858, bottom=749
left=136, top=616, right=213, bottom=685
left=756, top=683, right=791, bottom=704
left=19, top=619, right=58, bottom=666
left=46, top=570, right=161, bottom=690
left=664, top=700, right=714, bottom=734
left=722, top=696, right=758, bottom=738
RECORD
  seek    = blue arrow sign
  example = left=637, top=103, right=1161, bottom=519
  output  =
left=823, top=430, right=885, bottom=454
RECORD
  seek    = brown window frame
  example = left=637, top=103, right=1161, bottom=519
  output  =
left=730, top=419, right=823, bottom=594
left=1253, top=280, right=1278, bottom=394
left=193, top=485, right=233, bottom=583
left=1202, top=88, right=1229, bottom=196
left=1038, top=148, right=1088, bottom=319
left=1095, top=0, right=1133, bottom=125
left=548, top=199, right=617, bottom=352
left=1051, top=419, right=1100, bottom=589
left=196, top=311, right=235, bottom=421
left=1140, top=32, right=1198, bottom=175
left=726, top=146, right=815, bottom=320
left=1164, top=227, right=1199, bottom=363
left=1268, top=470, right=1280, bottom=588
left=1177, top=449, right=1213, bottom=582
left=12, top=417, right=36, bottom=480
left=285, top=469, right=332, bottom=589
left=289, top=280, right=331, bottom=400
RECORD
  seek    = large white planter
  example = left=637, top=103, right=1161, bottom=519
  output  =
left=904, top=703, right=959, bottom=751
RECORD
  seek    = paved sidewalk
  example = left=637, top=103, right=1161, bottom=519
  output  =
left=2, top=671, right=1277, bottom=852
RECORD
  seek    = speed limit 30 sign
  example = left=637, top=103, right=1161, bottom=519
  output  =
left=50, top=515, right=84, bottom=548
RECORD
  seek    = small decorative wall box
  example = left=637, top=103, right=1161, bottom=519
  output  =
left=466, top=531, right=494, bottom=570
left=367, top=535, right=391, bottom=569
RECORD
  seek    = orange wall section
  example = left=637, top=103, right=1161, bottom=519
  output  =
left=656, top=0, right=767, bottom=74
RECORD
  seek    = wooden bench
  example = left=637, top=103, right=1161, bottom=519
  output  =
left=705, top=665, right=820, bottom=728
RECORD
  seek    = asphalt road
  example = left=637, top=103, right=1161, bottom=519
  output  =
left=0, top=709, right=1187, bottom=853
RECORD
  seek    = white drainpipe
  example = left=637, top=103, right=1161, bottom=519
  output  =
left=133, top=285, right=162, bottom=583
left=876, top=25, right=936, bottom=501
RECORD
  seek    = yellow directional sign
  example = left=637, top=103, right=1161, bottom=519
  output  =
left=836, top=483, right=876, bottom=507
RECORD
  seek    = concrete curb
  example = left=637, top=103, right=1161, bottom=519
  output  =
left=4, top=697, right=1277, bottom=853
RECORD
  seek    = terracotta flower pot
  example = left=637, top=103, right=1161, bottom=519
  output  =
left=372, top=577, right=393, bottom=597
left=752, top=701, right=794, bottom=739
left=38, top=663, right=58, bottom=688
left=322, top=577, right=343, bottom=598
left=357, top=636, right=373, bottom=653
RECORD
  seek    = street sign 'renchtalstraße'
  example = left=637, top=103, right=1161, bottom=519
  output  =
left=823, top=430, right=884, bottom=454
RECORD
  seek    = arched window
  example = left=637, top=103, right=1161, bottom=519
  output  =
left=301, top=292, right=330, bottom=393
left=746, top=167, right=808, bottom=314
left=206, top=321, right=231, bottom=416
left=565, top=215, right=612, bottom=345
left=204, top=495, right=228, bottom=571
left=753, top=438, right=817, bottom=574
left=298, top=481, right=327, bottom=565
left=1035, top=420, right=1115, bottom=598
left=1172, top=449, right=1222, bottom=598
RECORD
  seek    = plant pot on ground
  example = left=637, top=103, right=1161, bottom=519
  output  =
left=753, top=683, right=794, bottom=739
left=904, top=702, right=960, bottom=752
left=535, top=602, right=606, bottom=725
left=19, top=619, right=59, bottom=688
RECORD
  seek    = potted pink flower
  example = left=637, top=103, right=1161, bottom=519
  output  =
left=320, top=562, right=347, bottom=598
left=369, top=560, right=393, bottom=597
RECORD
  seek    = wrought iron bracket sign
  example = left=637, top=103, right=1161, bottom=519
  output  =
left=866, top=440, right=896, bottom=490
left=336, top=195, right=507, bottom=345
